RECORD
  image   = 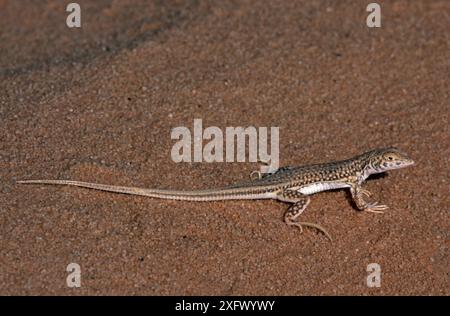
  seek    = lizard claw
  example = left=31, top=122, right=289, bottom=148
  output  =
left=360, top=189, right=372, bottom=198
left=364, top=201, right=389, bottom=213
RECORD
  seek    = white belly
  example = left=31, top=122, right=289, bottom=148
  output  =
left=298, top=182, right=350, bottom=195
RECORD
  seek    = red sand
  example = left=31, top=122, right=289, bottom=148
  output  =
left=1, top=0, right=448, bottom=295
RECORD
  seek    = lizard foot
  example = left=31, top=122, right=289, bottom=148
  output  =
left=364, top=201, right=389, bottom=214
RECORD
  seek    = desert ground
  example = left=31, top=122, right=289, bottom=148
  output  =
left=1, top=0, right=448, bottom=295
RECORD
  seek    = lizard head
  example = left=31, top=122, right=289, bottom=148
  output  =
left=365, top=147, right=415, bottom=174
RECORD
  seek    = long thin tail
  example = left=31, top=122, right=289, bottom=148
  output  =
left=17, top=180, right=273, bottom=201
left=18, top=179, right=332, bottom=240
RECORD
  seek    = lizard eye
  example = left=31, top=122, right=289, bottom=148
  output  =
left=388, top=156, right=393, bottom=160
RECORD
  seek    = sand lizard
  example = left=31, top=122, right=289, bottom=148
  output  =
left=18, top=147, right=414, bottom=240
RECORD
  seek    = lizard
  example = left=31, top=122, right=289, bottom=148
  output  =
left=17, top=147, right=414, bottom=240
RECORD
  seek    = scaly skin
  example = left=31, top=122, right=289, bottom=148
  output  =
left=18, top=147, right=415, bottom=240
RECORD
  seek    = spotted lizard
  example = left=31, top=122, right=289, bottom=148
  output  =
left=18, top=147, right=414, bottom=240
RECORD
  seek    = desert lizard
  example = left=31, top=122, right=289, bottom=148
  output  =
left=18, top=147, right=414, bottom=240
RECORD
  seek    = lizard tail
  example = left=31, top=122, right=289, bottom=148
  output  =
left=17, top=180, right=272, bottom=201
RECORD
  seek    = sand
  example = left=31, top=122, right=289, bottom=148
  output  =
left=1, top=0, right=448, bottom=295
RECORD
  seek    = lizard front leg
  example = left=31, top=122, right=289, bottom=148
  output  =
left=350, top=184, right=388, bottom=213
left=276, top=190, right=332, bottom=240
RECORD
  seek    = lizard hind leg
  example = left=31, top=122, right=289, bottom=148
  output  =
left=277, top=190, right=332, bottom=241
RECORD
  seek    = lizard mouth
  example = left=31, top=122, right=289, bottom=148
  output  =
left=403, top=158, right=415, bottom=167
left=391, top=159, right=415, bottom=169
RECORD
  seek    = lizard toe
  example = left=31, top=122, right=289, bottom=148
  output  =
left=365, top=202, right=389, bottom=213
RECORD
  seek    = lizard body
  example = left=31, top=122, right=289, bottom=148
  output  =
left=18, top=147, right=414, bottom=240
